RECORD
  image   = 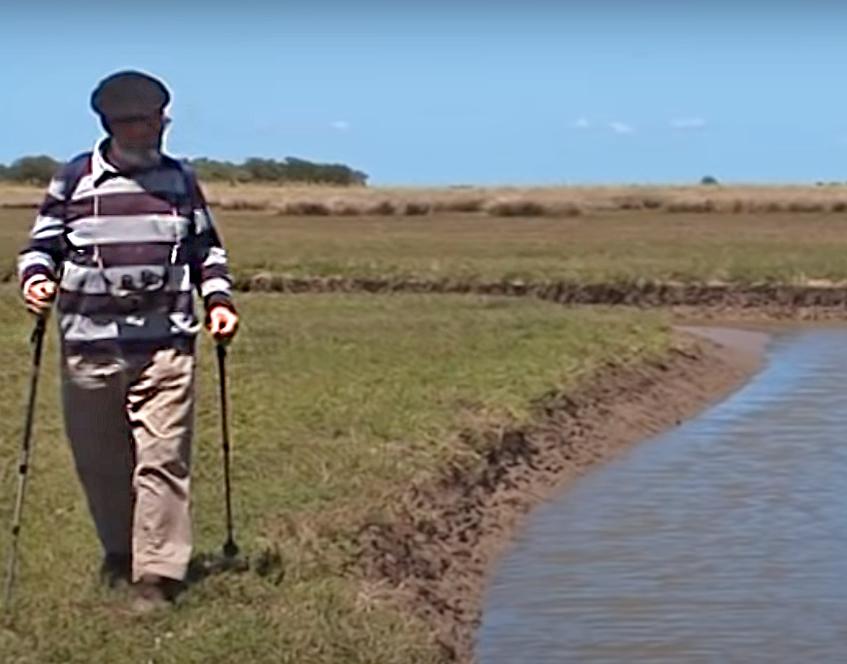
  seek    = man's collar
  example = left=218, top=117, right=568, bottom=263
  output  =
left=91, top=137, right=119, bottom=185
left=91, top=137, right=173, bottom=186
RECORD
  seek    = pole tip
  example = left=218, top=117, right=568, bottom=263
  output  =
left=223, top=539, right=239, bottom=559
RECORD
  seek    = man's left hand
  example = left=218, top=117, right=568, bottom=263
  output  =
left=208, top=306, right=239, bottom=342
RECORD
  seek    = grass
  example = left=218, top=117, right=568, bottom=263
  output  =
left=6, top=208, right=847, bottom=286
left=196, top=182, right=847, bottom=217
left=205, top=210, right=847, bottom=285
left=0, top=290, right=670, bottom=663
left=0, top=184, right=840, bottom=660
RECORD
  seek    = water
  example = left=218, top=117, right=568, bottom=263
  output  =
left=477, top=328, right=847, bottom=664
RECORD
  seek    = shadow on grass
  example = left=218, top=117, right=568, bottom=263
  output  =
left=168, top=546, right=284, bottom=600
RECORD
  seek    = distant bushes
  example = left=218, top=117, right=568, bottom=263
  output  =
left=483, top=198, right=582, bottom=217
left=190, top=157, right=368, bottom=186
left=0, top=156, right=62, bottom=186
left=0, top=154, right=368, bottom=187
left=485, top=198, right=547, bottom=217
left=5, top=159, right=847, bottom=219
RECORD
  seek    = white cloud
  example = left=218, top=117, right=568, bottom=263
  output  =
left=331, top=120, right=350, bottom=131
left=572, top=117, right=590, bottom=129
left=609, top=121, right=635, bottom=135
left=670, top=117, right=707, bottom=130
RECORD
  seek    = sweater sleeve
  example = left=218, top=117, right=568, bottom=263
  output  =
left=17, top=167, right=69, bottom=292
left=185, top=167, right=236, bottom=312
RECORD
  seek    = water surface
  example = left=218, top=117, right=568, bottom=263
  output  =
left=478, top=328, right=847, bottom=663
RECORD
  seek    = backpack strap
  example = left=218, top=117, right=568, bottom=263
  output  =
left=60, top=152, right=93, bottom=201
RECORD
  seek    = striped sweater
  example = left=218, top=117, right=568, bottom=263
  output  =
left=18, top=138, right=235, bottom=354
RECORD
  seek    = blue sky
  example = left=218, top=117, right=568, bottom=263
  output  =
left=2, top=2, right=846, bottom=185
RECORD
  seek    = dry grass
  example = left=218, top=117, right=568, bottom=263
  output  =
left=7, top=183, right=847, bottom=217
left=182, top=183, right=847, bottom=217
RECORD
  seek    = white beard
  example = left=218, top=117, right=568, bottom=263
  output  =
left=111, top=140, right=163, bottom=169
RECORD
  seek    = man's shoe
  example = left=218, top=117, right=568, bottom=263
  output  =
left=130, top=574, right=172, bottom=614
left=100, top=553, right=132, bottom=589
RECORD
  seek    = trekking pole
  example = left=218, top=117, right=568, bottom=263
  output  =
left=216, top=343, right=239, bottom=559
left=3, top=315, right=48, bottom=610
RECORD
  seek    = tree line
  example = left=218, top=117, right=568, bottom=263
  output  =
left=0, top=155, right=368, bottom=186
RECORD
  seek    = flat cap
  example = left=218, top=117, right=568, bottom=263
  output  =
left=90, top=70, right=171, bottom=120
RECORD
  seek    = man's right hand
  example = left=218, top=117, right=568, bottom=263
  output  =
left=24, top=278, right=57, bottom=316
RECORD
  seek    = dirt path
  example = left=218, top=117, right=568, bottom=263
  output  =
left=357, top=326, right=767, bottom=662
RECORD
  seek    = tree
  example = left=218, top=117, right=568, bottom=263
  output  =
left=192, top=158, right=254, bottom=184
left=8, top=156, right=61, bottom=185
left=700, top=175, right=719, bottom=186
left=191, top=156, right=369, bottom=185
left=0, top=153, right=369, bottom=187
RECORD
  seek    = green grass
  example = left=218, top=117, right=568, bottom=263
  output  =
left=6, top=209, right=847, bottom=286
left=176, top=211, right=847, bottom=284
left=0, top=202, right=807, bottom=661
left=0, top=290, right=670, bottom=663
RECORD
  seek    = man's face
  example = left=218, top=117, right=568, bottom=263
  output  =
left=109, top=112, right=168, bottom=151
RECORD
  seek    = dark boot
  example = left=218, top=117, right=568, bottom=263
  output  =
left=99, top=553, right=132, bottom=589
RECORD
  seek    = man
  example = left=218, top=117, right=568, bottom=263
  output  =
left=17, top=70, right=239, bottom=612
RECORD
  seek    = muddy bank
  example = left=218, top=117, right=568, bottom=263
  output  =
left=241, top=274, right=847, bottom=319
left=356, top=328, right=765, bottom=662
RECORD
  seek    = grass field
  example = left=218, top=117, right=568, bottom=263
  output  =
left=0, top=291, right=669, bottom=663
left=5, top=207, right=847, bottom=286
left=1, top=189, right=844, bottom=662
left=211, top=211, right=847, bottom=285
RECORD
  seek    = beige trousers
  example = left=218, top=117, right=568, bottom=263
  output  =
left=61, top=348, right=195, bottom=582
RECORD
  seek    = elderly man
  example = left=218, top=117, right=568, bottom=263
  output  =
left=17, top=70, right=239, bottom=611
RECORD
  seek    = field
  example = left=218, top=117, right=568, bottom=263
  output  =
left=200, top=182, right=847, bottom=217
left=6, top=182, right=847, bottom=217
left=5, top=205, right=847, bottom=286
left=0, top=292, right=669, bottom=663
left=1, top=189, right=845, bottom=662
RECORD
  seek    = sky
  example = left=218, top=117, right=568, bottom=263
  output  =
left=2, top=1, right=847, bottom=185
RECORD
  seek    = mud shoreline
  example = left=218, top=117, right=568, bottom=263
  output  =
left=357, top=326, right=769, bottom=662
left=241, top=275, right=847, bottom=321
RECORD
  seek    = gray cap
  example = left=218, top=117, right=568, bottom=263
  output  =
left=90, top=70, right=171, bottom=120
